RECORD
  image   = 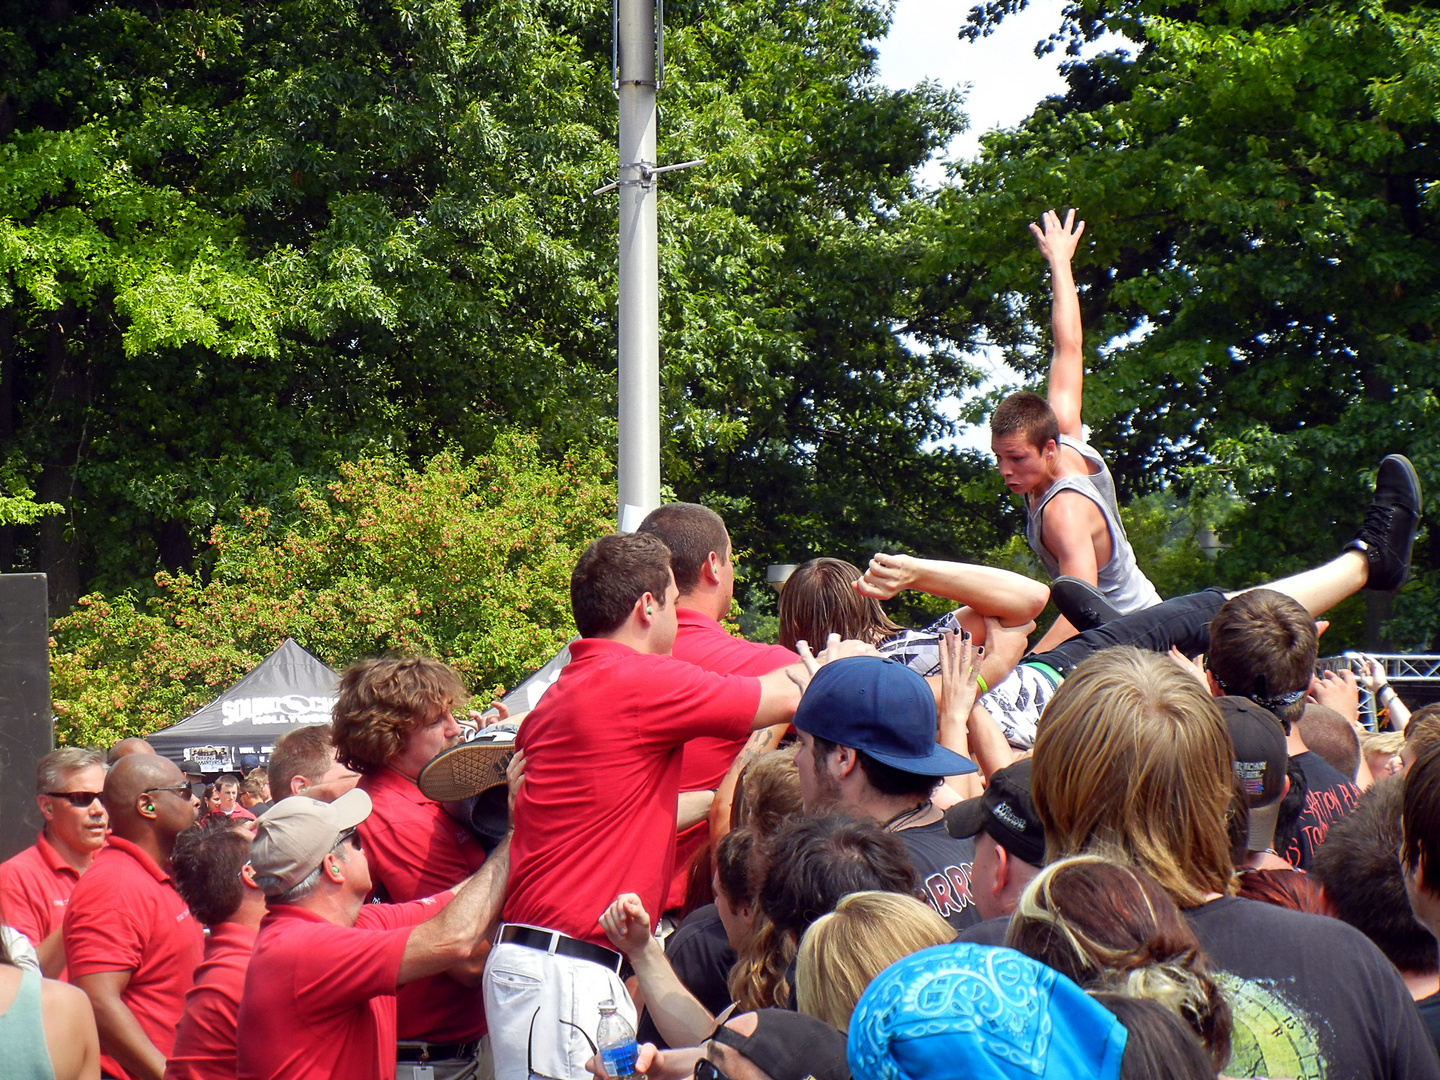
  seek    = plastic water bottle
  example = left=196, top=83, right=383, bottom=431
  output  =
left=597, top=999, right=642, bottom=1080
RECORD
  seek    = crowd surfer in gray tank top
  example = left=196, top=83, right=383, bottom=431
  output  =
left=989, top=209, right=1161, bottom=650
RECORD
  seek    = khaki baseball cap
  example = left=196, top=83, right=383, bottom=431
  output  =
left=250, top=787, right=372, bottom=895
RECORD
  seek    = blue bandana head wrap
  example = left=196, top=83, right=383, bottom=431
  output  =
left=847, top=944, right=1127, bottom=1080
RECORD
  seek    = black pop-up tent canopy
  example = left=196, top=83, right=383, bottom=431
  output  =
left=148, top=638, right=340, bottom=776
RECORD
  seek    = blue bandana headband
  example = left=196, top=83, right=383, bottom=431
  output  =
left=847, top=944, right=1127, bottom=1080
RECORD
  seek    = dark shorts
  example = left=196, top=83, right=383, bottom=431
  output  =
left=1029, top=587, right=1229, bottom=677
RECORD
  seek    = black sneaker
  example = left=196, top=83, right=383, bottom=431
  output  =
left=1050, top=576, right=1121, bottom=632
left=1348, top=455, right=1422, bottom=591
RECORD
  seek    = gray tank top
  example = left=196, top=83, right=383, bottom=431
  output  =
left=1025, top=435, right=1161, bottom=616
left=0, top=968, right=57, bottom=1080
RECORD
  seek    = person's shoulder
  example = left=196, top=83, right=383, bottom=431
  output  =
left=0, top=841, right=42, bottom=877
left=1190, top=895, right=1380, bottom=951
left=1294, top=751, right=1358, bottom=790
left=40, top=973, right=91, bottom=1013
left=669, top=903, right=726, bottom=948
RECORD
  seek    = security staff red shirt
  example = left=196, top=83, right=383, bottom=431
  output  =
left=64, top=835, right=205, bottom=1080
left=236, top=893, right=452, bottom=1080
left=163, top=921, right=257, bottom=1080
left=0, top=831, right=86, bottom=974
left=505, top=637, right=760, bottom=947
left=665, top=611, right=798, bottom=909
left=360, top=767, right=487, bottom=1042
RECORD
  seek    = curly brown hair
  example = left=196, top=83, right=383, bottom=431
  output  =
left=331, top=657, right=467, bottom=773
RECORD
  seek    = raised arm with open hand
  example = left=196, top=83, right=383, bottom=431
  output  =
left=1031, top=208, right=1086, bottom=438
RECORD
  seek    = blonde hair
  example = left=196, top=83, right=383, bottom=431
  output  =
left=1365, top=731, right=1406, bottom=757
left=796, top=891, right=954, bottom=1031
left=1032, top=646, right=1237, bottom=908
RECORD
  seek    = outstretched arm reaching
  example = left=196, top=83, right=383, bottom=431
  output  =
left=1031, top=208, right=1086, bottom=439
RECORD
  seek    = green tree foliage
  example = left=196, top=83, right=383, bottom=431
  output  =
left=935, top=0, right=1440, bottom=648
left=2, top=0, right=1008, bottom=621
left=50, top=433, right=614, bottom=746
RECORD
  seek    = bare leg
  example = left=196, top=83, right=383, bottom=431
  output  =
left=1229, top=550, right=1368, bottom=617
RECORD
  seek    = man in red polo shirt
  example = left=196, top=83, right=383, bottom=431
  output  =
left=64, top=753, right=203, bottom=1080
left=637, top=503, right=800, bottom=913
left=485, top=531, right=861, bottom=1080
left=237, top=786, right=511, bottom=1080
left=0, top=747, right=108, bottom=977
left=164, top=819, right=266, bottom=1080
left=333, top=656, right=492, bottom=1078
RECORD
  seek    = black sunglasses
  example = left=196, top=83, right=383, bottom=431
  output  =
left=336, top=827, right=363, bottom=852
left=696, top=1059, right=734, bottom=1080
left=143, top=783, right=193, bottom=797
left=44, top=791, right=103, bottom=808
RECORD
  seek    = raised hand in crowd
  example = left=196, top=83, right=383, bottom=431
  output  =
left=1166, top=645, right=1208, bottom=688
left=1309, top=667, right=1362, bottom=728
left=598, top=894, right=716, bottom=1048
left=1360, top=655, right=1411, bottom=729
left=788, top=633, right=880, bottom=694
left=935, top=630, right=986, bottom=800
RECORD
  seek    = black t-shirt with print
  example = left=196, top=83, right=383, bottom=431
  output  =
left=897, top=820, right=981, bottom=932
left=1187, top=896, right=1440, bottom=1079
left=1284, top=751, right=1362, bottom=869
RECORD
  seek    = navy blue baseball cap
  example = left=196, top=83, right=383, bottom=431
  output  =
left=793, top=657, right=977, bottom=777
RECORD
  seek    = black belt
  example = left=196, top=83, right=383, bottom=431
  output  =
left=396, top=1040, right=480, bottom=1062
left=499, top=924, right=624, bottom=973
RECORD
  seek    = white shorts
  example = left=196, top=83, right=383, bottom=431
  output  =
left=484, top=935, right=635, bottom=1080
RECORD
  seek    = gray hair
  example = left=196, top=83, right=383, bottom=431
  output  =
left=35, top=748, right=106, bottom=796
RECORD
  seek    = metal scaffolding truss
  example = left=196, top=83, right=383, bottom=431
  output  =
left=1320, top=653, right=1440, bottom=731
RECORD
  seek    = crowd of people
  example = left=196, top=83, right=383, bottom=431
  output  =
left=0, top=211, right=1435, bottom=1080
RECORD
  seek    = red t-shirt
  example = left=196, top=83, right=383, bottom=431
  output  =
left=359, top=767, right=488, bottom=1042
left=505, top=638, right=760, bottom=947
left=163, top=921, right=257, bottom=1080
left=0, top=831, right=84, bottom=974
left=666, top=612, right=798, bottom=909
left=236, top=894, right=450, bottom=1080
left=63, top=835, right=205, bottom=1080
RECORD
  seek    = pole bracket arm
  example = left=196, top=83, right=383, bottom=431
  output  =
left=592, top=158, right=706, bottom=196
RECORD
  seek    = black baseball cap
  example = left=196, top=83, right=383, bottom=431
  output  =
left=711, top=1009, right=850, bottom=1080
left=791, top=657, right=976, bottom=777
left=944, top=758, right=1045, bottom=866
left=1216, top=696, right=1288, bottom=853
left=179, top=759, right=205, bottom=779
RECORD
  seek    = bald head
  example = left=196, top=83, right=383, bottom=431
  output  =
left=105, top=754, right=195, bottom=847
left=107, top=737, right=157, bottom=765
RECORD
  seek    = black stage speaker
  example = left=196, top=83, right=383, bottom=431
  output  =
left=0, top=574, right=51, bottom=863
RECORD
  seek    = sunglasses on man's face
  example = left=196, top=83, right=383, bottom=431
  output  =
left=143, top=783, right=193, bottom=798
left=45, top=791, right=103, bottom=808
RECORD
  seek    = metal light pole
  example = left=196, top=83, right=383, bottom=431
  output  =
left=596, top=0, right=703, bottom=531
left=613, top=0, right=661, bottom=532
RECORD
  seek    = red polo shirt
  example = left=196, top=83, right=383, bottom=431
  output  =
left=64, top=835, right=204, bottom=1080
left=236, top=893, right=451, bottom=1080
left=505, top=638, right=759, bottom=947
left=163, top=921, right=257, bottom=1080
left=0, top=831, right=85, bottom=973
left=360, top=767, right=488, bottom=1043
left=666, top=611, right=798, bottom=909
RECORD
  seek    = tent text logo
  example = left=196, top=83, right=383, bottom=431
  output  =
left=221, top=695, right=337, bottom=727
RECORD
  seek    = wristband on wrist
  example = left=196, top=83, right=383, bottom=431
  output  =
left=976, top=675, right=988, bottom=695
